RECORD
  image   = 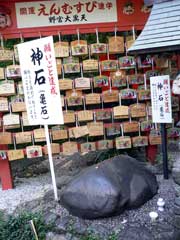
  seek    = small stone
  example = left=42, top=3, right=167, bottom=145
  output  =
left=121, top=219, right=128, bottom=224
left=173, top=171, right=180, bottom=176
left=175, top=192, right=180, bottom=197
left=173, top=166, right=180, bottom=170
left=72, top=221, right=88, bottom=235
left=46, top=232, right=67, bottom=240
left=174, top=177, right=180, bottom=185
left=58, top=236, right=67, bottom=240
left=174, top=215, right=180, bottom=229
left=55, top=216, right=71, bottom=233
left=174, top=185, right=180, bottom=197
left=25, top=172, right=33, bottom=177
left=175, top=197, right=180, bottom=207
left=65, top=233, right=74, bottom=240
left=88, top=223, right=111, bottom=239
left=70, top=236, right=79, bottom=240
left=172, top=172, right=180, bottom=178
left=44, top=212, right=58, bottom=225
left=174, top=205, right=180, bottom=215
left=173, top=161, right=180, bottom=167
left=174, top=168, right=180, bottom=173
left=173, top=229, right=180, bottom=240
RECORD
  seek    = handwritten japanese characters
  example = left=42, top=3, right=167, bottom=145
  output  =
left=1, top=29, right=179, bottom=161
left=150, top=75, right=172, bottom=123
left=18, top=36, right=64, bottom=125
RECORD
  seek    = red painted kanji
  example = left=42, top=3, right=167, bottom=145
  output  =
left=85, top=1, right=97, bottom=13
left=50, top=3, right=60, bottom=15
left=106, top=2, right=113, bottom=9
left=51, top=85, right=57, bottom=95
left=164, top=79, right=168, bottom=85
left=74, top=2, right=84, bottom=14
left=44, top=43, right=51, bottom=52
left=49, top=76, right=55, bottom=85
left=98, top=2, right=105, bottom=10
left=38, top=3, right=49, bottom=16
left=61, top=3, right=73, bottom=14
left=20, top=8, right=27, bottom=15
left=28, top=7, right=35, bottom=14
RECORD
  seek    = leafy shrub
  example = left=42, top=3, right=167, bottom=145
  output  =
left=80, top=232, right=101, bottom=240
left=0, top=211, right=52, bottom=240
left=107, top=232, right=118, bottom=240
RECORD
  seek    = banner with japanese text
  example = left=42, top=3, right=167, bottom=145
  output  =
left=15, top=0, right=117, bottom=28
left=150, top=75, right=172, bottom=123
left=0, top=0, right=150, bottom=39
left=17, top=36, right=64, bottom=125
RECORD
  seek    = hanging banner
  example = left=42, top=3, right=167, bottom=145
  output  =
left=150, top=75, right=172, bottom=123
left=18, top=36, right=64, bottom=125
left=15, top=0, right=117, bottom=28
left=0, top=0, right=150, bottom=39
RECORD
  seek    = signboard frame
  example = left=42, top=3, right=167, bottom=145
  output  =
left=150, top=75, right=172, bottom=180
left=18, top=36, right=64, bottom=200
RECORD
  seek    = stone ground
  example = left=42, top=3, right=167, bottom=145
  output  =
left=46, top=174, right=179, bottom=240
left=0, top=148, right=180, bottom=239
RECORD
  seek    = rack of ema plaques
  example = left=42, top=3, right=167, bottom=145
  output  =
left=0, top=30, right=179, bottom=167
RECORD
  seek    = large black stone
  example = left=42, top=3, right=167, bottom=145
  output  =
left=60, top=155, right=158, bottom=219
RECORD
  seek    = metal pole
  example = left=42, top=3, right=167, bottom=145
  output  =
left=160, top=123, right=168, bottom=179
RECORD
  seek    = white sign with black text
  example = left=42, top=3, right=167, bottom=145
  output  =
left=15, top=0, right=117, bottom=28
left=18, top=36, right=63, bottom=201
left=18, top=36, right=64, bottom=125
left=150, top=75, right=172, bottom=123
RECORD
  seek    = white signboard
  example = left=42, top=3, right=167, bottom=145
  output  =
left=15, top=0, right=117, bottom=28
left=18, top=36, right=64, bottom=125
left=150, top=75, right=172, bottom=123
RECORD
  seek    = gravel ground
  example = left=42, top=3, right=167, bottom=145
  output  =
left=0, top=175, right=53, bottom=214
left=53, top=174, right=176, bottom=238
left=0, top=152, right=178, bottom=239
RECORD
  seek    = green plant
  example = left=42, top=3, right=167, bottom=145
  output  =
left=107, top=231, right=118, bottom=240
left=80, top=231, right=101, bottom=240
left=155, top=153, right=163, bottom=164
left=67, top=218, right=76, bottom=235
left=0, top=211, right=52, bottom=240
left=0, top=211, right=6, bottom=237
